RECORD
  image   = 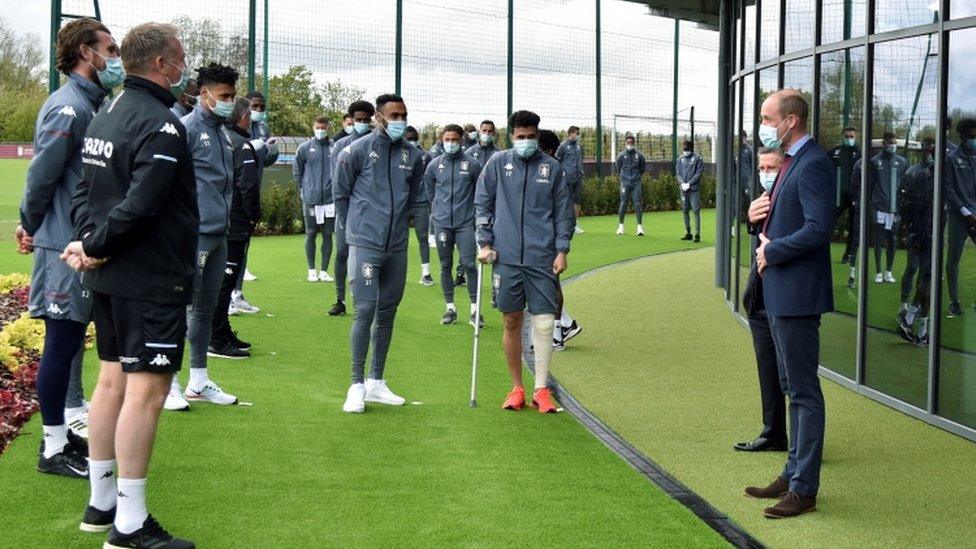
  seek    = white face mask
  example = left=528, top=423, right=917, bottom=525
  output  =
left=314, top=129, right=328, bottom=140
left=759, top=171, right=778, bottom=192
left=625, top=144, right=635, bottom=151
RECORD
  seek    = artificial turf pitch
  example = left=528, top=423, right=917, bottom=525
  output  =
left=0, top=159, right=727, bottom=547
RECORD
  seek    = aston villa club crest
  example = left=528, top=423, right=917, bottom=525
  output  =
left=461, top=161, right=469, bottom=171
left=493, top=274, right=501, bottom=290
left=539, top=164, right=550, bottom=178
left=369, top=151, right=380, bottom=163
left=361, top=263, right=375, bottom=285
left=439, top=232, right=448, bottom=243
left=402, top=150, right=409, bottom=163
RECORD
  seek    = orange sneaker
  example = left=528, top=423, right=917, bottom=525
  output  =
left=502, top=387, right=525, bottom=411
left=532, top=388, right=558, bottom=414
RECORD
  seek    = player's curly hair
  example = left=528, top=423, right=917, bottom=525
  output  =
left=508, top=110, right=540, bottom=131
left=195, top=62, right=238, bottom=89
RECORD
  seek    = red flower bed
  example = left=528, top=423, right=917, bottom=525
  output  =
left=0, top=285, right=38, bottom=456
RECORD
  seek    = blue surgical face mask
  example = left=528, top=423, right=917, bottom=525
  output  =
left=683, top=150, right=693, bottom=157
left=467, top=131, right=478, bottom=141
left=444, top=141, right=461, bottom=155
left=87, top=47, right=124, bottom=88
left=843, top=137, right=856, bottom=147
left=759, top=171, right=778, bottom=192
left=885, top=144, right=897, bottom=154
left=759, top=117, right=791, bottom=149
left=408, top=139, right=420, bottom=147
left=384, top=120, right=407, bottom=141
left=625, top=143, right=635, bottom=151
left=314, top=129, right=328, bottom=140
left=163, top=61, right=191, bottom=98
left=344, top=124, right=354, bottom=135
left=205, top=89, right=234, bottom=119
left=514, top=138, right=538, bottom=158
left=480, top=132, right=494, bottom=144
left=354, top=122, right=370, bottom=135
left=251, top=110, right=266, bottom=123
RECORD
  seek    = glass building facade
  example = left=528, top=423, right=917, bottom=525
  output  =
left=720, top=0, right=976, bottom=441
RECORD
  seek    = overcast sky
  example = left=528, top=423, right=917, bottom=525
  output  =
left=10, top=0, right=719, bottom=136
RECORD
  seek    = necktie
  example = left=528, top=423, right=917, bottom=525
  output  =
left=763, top=153, right=793, bottom=234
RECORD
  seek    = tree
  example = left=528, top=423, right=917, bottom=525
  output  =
left=172, top=16, right=250, bottom=90
left=320, top=80, right=364, bottom=127
left=266, top=65, right=326, bottom=136
left=0, top=18, right=46, bottom=142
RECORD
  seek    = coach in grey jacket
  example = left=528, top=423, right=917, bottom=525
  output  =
left=293, top=117, right=335, bottom=280
left=677, top=141, right=704, bottom=242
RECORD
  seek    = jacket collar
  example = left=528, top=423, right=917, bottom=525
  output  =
left=123, top=75, right=176, bottom=108
left=67, top=72, right=109, bottom=108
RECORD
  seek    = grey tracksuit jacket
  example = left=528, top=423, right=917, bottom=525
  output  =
left=677, top=152, right=704, bottom=192
left=465, top=142, right=502, bottom=165
left=182, top=105, right=235, bottom=236
left=424, top=150, right=483, bottom=230
left=945, top=143, right=976, bottom=217
left=293, top=136, right=334, bottom=206
left=555, top=139, right=584, bottom=184
left=615, top=149, right=646, bottom=187
left=20, top=72, right=107, bottom=251
left=853, top=151, right=908, bottom=214
left=332, top=129, right=426, bottom=252
left=475, top=149, right=575, bottom=267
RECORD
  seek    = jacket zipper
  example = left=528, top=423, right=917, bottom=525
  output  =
left=385, top=142, right=394, bottom=250
left=450, top=157, right=455, bottom=228
left=217, top=124, right=230, bottom=229
left=520, top=161, right=528, bottom=265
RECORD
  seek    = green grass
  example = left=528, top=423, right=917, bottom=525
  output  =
left=0, top=158, right=726, bottom=547
left=553, top=248, right=976, bottom=548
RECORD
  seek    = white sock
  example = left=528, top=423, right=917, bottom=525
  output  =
left=170, top=376, right=181, bottom=392
left=189, top=367, right=209, bottom=389
left=885, top=271, right=893, bottom=277
left=42, top=424, right=68, bottom=458
left=560, top=309, right=573, bottom=328
left=906, top=305, right=919, bottom=325
left=308, top=268, right=317, bottom=276
left=421, top=263, right=430, bottom=276
left=899, top=302, right=908, bottom=312
left=115, top=477, right=148, bottom=534
left=446, top=302, right=456, bottom=312
left=617, top=223, right=624, bottom=230
left=532, top=314, right=555, bottom=390
left=849, top=266, right=856, bottom=277
left=88, top=459, right=117, bottom=511
left=919, top=317, right=929, bottom=338
left=470, top=303, right=478, bottom=316
left=231, top=289, right=242, bottom=300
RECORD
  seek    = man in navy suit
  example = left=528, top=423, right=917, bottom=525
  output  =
left=743, top=90, right=836, bottom=519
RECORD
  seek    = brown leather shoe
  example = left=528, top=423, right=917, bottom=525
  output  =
left=744, top=476, right=789, bottom=499
left=763, top=491, right=817, bottom=519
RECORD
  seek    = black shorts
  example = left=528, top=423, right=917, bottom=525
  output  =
left=491, top=263, right=558, bottom=315
left=92, top=292, right=186, bottom=374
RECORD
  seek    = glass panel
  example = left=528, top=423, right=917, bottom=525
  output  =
left=876, top=0, right=940, bottom=33
left=759, top=0, right=781, bottom=61
left=940, top=27, right=976, bottom=429
left=951, top=0, right=976, bottom=18
left=744, top=1, right=756, bottom=67
left=818, top=47, right=866, bottom=380
left=785, top=0, right=816, bottom=53
left=821, top=0, right=867, bottom=45
left=783, top=57, right=814, bottom=107
left=730, top=79, right=744, bottom=309
left=864, top=35, right=938, bottom=409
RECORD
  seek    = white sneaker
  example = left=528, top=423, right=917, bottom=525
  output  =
left=307, top=269, right=318, bottom=282
left=228, top=302, right=240, bottom=316
left=616, top=224, right=625, bottom=235
left=574, top=225, right=585, bottom=234
left=343, top=383, right=366, bottom=413
left=64, top=406, right=89, bottom=439
left=232, top=294, right=260, bottom=314
left=243, top=268, right=257, bottom=281
left=884, top=271, right=896, bottom=283
left=364, top=378, right=406, bottom=406
left=164, top=380, right=190, bottom=411
left=427, top=234, right=436, bottom=248
left=318, top=270, right=334, bottom=282
left=185, top=381, right=238, bottom=405
left=636, top=225, right=645, bottom=236
left=875, top=272, right=884, bottom=284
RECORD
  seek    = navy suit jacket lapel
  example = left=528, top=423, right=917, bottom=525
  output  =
left=768, top=139, right=815, bottom=228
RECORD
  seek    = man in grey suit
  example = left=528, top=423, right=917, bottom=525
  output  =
left=745, top=90, right=836, bottom=519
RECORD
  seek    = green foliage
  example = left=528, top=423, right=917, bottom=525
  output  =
left=266, top=66, right=328, bottom=137
left=0, top=18, right=45, bottom=142
left=257, top=181, right=303, bottom=235
left=0, top=274, right=29, bottom=294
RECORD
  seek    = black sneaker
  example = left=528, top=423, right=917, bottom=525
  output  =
left=455, top=272, right=466, bottom=287
left=694, top=234, right=701, bottom=243
left=915, top=332, right=930, bottom=347
left=37, top=447, right=88, bottom=478
left=328, top=300, right=346, bottom=316
left=561, top=320, right=583, bottom=343
left=79, top=505, right=115, bottom=533
left=681, top=233, right=693, bottom=241
left=229, top=331, right=251, bottom=351
left=104, top=515, right=194, bottom=549
left=67, top=429, right=89, bottom=457
left=846, top=276, right=856, bottom=289
left=206, top=342, right=250, bottom=360
left=948, top=300, right=963, bottom=318
left=469, top=313, right=485, bottom=328
left=420, top=274, right=435, bottom=286
left=552, top=338, right=565, bottom=352
left=441, top=309, right=457, bottom=325
left=897, top=322, right=917, bottom=345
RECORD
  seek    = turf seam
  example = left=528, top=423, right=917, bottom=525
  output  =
left=538, top=249, right=766, bottom=549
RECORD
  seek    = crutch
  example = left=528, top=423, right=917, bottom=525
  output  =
left=470, top=253, right=492, bottom=407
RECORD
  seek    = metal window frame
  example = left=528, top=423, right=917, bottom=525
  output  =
left=723, top=0, right=976, bottom=443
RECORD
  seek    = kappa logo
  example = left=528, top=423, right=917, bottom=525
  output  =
left=160, top=123, right=179, bottom=135
left=198, top=251, right=209, bottom=268
left=437, top=163, right=445, bottom=171
left=46, top=303, right=65, bottom=315
left=200, top=132, right=211, bottom=146
left=149, top=354, right=171, bottom=367
left=504, top=162, right=514, bottom=176
left=369, top=151, right=380, bottom=163
left=310, top=147, right=317, bottom=153
left=361, top=263, right=375, bottom=285
left=225, top=267, right=233, bottom=275
left=461, top=161, right=469, bottom=171
left=57, top=105, right=77, bottom=117
left=439, top=232, right=448, bottom=243
left=492, top=274, right=501, bottom=290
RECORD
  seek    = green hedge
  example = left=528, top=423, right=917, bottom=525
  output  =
left=254, top=168, right=718, bottom=236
